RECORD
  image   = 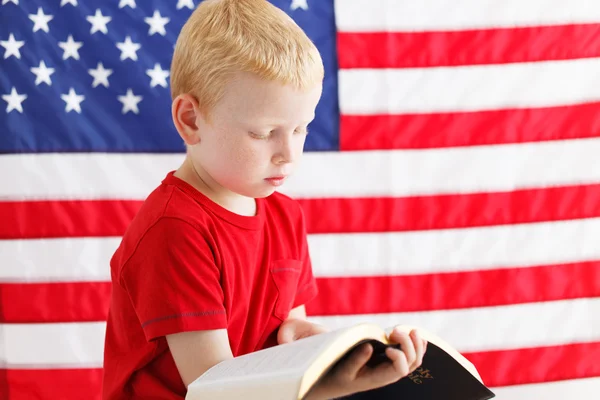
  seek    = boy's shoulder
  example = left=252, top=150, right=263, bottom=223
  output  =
left=134, top=174, right=212, bottom=229
left=264, top=190, right=305, bottom=222
left=116, top=173, right=212, bottom=248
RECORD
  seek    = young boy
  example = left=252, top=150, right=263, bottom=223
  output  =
left=102, top=0, right=426, bottom=399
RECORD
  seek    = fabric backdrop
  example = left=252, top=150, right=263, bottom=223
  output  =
left=1, top=0, right=599, bottom=398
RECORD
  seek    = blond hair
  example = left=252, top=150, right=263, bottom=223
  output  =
left=170, top=0, right=324, bottom=117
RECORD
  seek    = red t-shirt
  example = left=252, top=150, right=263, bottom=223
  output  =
left=102, top=171, right=318, bottom=399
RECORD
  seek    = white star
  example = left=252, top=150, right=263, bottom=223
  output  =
left=1, top=34, right=25, bottom=59
left=116, top=36, right=141, bottom=61
left=86, top=9, right=111, bottom=34
left=2, top=0, right=19, bottom=5
left=58, top=35, right=83, bottom=60
left=176, top=0, right=194, bottom=10
left=88, top=62, right=113, bottom=88
left=2, top=87, right=27, bottom=113
left=119, top=0, right=136, bottom=9
left=29, top=8, right=54, bottom=33
left=60, top=0, right=77, bottom=6
left=146, top=63, right=170, bottom=88
left=30, top=60, right=55, bottom=86
left=61, top=88, right=85, bottom=113
left=290, top=0, right=308, bottom=11
left=118, top=89, right=143, bottom=114
left=145, top=10, right=170, bottom=36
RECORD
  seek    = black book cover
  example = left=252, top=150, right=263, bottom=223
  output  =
left=335, top=340, right=496, bottom=400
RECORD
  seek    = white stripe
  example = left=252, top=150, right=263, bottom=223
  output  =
left=3, top=138, right=600, bottom=200
left=3, top=217, right=600, bottom=282
left=0, top=237, right=117, bottom=282
left=492, top=377, right=600, bottom=399
left=0, top=153, right=183, bottom=201
left=309, top=217, right=600, bottom=277
left=335, top=0, right=600, bottom=31
left=339, top=58, right=600, bottom=114
left=309, top=298, right=600, bottom=353
left=2, top=322, right=105, bottom=367
left=2, top=298, right=598, bottom=366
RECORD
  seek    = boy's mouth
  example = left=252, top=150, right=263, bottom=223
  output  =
left=265, top=175, right=287, bottom=186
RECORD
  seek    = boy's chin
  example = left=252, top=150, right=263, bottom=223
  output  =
left=231, top=185, right=277, bottom=199
left=252, top=187, right=278, bottom=198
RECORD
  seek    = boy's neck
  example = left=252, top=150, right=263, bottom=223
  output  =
left=174, top=157, right=257, bottom=217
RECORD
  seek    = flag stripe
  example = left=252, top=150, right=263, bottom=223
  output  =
left=308, top=261, right=600, bottom=315
left=0, top=282, right=112, bottom=323
left=337, top=24, right=600, bottom=69
left=5, top=217, right=600, bottom=281
left=4, top=138, right=600, bottom=199
left=4, top=298, right=599, bottom=366
left=340, top=101, right=600, bottom=150
left=3, top=261, right=599, bottom=323
left=339, top=58, right=600, bottom=114
left=0, top=237, right=117, bottom=282
left=335, top=0, right=600, bottom=31
left=0, top=200, right=142, bottom=239
left=4, top=322, right=106, bottom=367
left=309, top=298, right=600, bottom=352
left=3, top=368, right=103, bottom=400
left=467, top=343, right=600, bottom=387
left=4, top=183, right=600, bottom=239
left=308, top=218, right=600, bottom=277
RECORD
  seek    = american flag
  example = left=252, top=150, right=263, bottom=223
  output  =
left=1, top=0, right=600, bottom=398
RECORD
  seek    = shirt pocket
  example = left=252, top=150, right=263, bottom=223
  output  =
left=269, top=259, right=302, bottom=321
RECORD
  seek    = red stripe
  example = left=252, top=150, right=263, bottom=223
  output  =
left=2, top=342, right=599, bottom=398
left=467, top=342, right=600, bottom=388
left=3, top=261, right=599, bottom=323
left=299, top=184, right=600, bottom=234
left=340, top=102, right=600, bottom=150
left=307, top=261, right=600, bottom=316
left=3, top=368, right=102, bottom=400
left=4, top=184, right=600, bottom=239
left=0, top=199, right=142, bottom=239
left=0, top=281, right=111, bottom=323
left=337, top=24, right=600, bottom=69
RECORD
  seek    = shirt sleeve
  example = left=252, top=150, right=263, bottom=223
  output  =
left=120, top=217, right=227, bottom=342
left=293, top=206, right=319, bottom=309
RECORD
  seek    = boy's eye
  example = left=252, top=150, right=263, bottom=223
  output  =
left=249, top=131, right=271, bottom=140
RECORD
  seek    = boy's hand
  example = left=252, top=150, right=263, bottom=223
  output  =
left=277, top=318, right=329, bottom=345
left=306, top=328, right=427, bottom=400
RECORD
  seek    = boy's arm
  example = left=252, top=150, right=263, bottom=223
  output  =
left=288, top=304, right=308, bottom=319
left=166, top=329, right=234, bottom=387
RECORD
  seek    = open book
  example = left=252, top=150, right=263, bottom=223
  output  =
left=186, top=323, right=496, bottom=400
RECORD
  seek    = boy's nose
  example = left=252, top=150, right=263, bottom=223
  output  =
left=274, top=148, right=294, bottom=164
left=274, top=138, right=295, bottom=164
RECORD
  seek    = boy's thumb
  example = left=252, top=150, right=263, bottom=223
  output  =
left=277, top=325, right=295, bottom=344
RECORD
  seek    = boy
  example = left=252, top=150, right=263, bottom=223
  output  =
left=102, top=0, right=426, bottom=399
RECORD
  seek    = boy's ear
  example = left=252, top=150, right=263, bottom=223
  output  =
left=172, top=93, right=202, bottom=145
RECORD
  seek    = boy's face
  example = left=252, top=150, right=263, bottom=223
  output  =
left=186, top=71, right=322, bottom=200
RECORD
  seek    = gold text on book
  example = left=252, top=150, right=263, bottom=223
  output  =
left=407, top=367, right=433, bottom=384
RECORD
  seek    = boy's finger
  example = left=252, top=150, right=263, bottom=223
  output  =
left=386, top=347, right=409, bottom=378
left=339, top=343, right=373, bottom=378
left=411, top=331, right=424, bottom=371
left=390, top=329, right=416, bottom=367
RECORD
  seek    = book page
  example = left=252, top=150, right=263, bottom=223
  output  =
left=195, top=329, right=348, bottom=382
